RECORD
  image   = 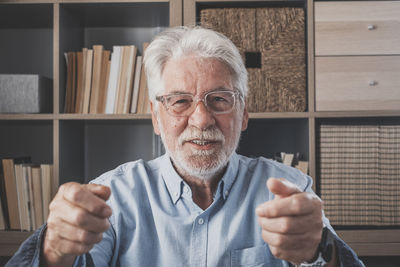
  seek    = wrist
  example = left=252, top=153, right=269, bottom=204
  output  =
left=298, top=227, right=336, bottom=267
left=42, top=231, right=76, bottom=267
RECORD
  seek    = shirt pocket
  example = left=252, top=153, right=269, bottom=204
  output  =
left=230, top=244, right=271, bottom=267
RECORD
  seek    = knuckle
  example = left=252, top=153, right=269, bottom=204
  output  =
left=74, top=210, right=87, bottom=226
left=68, top=186, right=84, bottom=203
left=291, top=197, right=303, bottom=212
left=281, top=218, right=291, bottom=233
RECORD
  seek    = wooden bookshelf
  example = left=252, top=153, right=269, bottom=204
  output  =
left=1, top=0, right=399, bottom=264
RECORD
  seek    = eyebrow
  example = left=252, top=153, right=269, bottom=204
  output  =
left=166, top=87, right=233, bottom=95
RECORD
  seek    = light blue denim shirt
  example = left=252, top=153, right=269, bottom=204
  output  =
left=7, top=152, right=364, bottom=267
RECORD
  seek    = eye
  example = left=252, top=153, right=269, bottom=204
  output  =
left=167, top=95, right=193, bottom=107
left=211, top=96, right=228, bottom=102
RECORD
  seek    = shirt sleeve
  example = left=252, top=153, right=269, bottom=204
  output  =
left=5, top=224, right=88, bottom=267
left=333, top=231, right=365, bottom=267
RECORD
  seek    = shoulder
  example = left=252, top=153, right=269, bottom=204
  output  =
left=236, top=154, right=312, bottom=192
left=90, top=156, right=163, bottom=189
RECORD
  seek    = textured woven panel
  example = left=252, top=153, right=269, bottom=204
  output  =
left=201, top=8, right=306, bottom=112
left=319, top=125, right=400, bottom=226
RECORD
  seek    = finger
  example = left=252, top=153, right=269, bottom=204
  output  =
left=60, top=183, right=112, bottom=218
left=46, top=230, right=95, bottom=256
left=257, top=214, right=323, bottom=235
left=49, top=198, right=110, bottom=233
left=267, top=178, right=301, bottom=199
left=48, top=219, right=104, bottom=245
left=256, top=192, right=322, bottom=218
left=85, top=183, right=111, bottom=201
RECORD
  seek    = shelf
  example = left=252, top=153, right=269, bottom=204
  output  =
left=0, top=231, right=33, bottom=257
left=337, top=229, right=400, bottom=256
left=58, top=113, right=152, bottom=120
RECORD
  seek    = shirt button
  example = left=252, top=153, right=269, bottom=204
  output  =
left=184, top=186, right=189, bottom=193
left=224, top=190, right=229, bottom=197
left=174, top=192, right=179, bottom=197
left=198, top=218, right=204, bottom=225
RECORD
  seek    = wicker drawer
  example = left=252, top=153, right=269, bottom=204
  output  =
left=315, top=56, right=400, bottom=111
left=315, top=1, right=400, bottom=56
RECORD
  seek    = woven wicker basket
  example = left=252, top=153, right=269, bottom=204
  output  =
left=201, top=8, right=306, bottom=112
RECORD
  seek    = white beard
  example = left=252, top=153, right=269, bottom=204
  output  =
left=158, top=117, right=242, bottom=180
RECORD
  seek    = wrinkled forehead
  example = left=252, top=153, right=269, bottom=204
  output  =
left=161, top=55, right=235, bottom=96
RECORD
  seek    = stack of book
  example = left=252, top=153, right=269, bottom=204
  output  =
left=319, top=125, right=400, bottom=226
left=64, top=43, right=150, bottom=115
left=273, top=152, right=309, bottom=175
left=0, top=157, right=55, bottom=231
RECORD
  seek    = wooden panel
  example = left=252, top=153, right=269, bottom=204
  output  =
left=315, top=1, right=400, bottom=56
left=337, top=229, right=400, bottom=243
left=0, top=231, right=32, bottom=256
left=346, top=243, right=400, bottom=256
left=315, top=56, right=400, bottom=111
left=337, top=230, right=400, bottom=256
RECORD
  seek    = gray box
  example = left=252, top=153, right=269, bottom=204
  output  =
left=0, top=74, right=53, bottom=113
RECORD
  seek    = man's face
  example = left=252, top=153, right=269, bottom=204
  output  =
left=151, top=55, right=248, bottom=179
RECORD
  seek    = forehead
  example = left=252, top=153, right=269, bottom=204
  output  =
left=161, top=56, right=234, bottom=94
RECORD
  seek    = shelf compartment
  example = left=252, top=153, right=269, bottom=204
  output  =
left=59, top=120, right=156, bottom=184
left=316, top=117, right=400, bottom=227
left=58, top=2, right=171, bottom=113
left=238, top=118, right=309, bottom=162
left=0, top=4, right=53, bottom=81
left=0, top=120, right=53, bottom=164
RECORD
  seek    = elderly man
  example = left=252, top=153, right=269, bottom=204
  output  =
left=7, top=26, right=363, bottom=267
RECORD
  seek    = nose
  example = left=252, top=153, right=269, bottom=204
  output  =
left=188, top=100, right=216, bottom=130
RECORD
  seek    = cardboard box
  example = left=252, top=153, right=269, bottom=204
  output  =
left=0, top=74, right=53, bottom=113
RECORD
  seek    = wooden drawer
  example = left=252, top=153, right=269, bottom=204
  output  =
left=315, top=1, right=400, bottom=56
left=315, top=56, right=400, bottom=111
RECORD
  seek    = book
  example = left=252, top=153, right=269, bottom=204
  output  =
left=105, top=46, right=122, bottom=114
left=137, top=43, right=149, bottom=114
left=31, top=166, right=44, bottom=228
left=2, top=157, right=31, bottom=230
left=89, top=45, right=104, bottom=114
left=97, top=50, right=111, bottom=114
left=0, top=162, right=8, bottom=229
left=0, top=196, right=5, bottom=230
left=130, top=56, right=142, bottom=113
left=41, top=164, right=53, bottom=222
left=74, top=51, right=84, bottom=113
left=122, top=46, right=137, bottom=114
left=25, top=164, right=36, bottom=230
left=115, top=46, right=137, bottom=114
left=295, top=161, right=309, bottom=174
left=14, top=164, right=30, bottom=231
left=82, top=48, right=94, bottom=114
left=282, top=153, right=294, bottom=166
left=64, top=52, right=76, bottom=113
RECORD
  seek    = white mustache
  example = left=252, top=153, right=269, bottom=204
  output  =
left=179, top=127, right=225, bottom=145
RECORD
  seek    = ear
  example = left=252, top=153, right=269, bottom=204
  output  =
left=241, top=103, right=249, bottom=131
left=151, top=102, right=160, bottom=135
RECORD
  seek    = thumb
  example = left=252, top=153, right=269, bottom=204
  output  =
left=85, top=184, right=111, bottom=201
left=267, top=178, right=301, bottom=199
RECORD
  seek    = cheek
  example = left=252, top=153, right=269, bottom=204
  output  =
left=162, top=117, right=188, bottom=139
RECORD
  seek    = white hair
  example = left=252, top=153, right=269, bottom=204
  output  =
left=143, top=26, right=248, bottom=103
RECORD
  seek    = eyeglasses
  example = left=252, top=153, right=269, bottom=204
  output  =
left=155, top=89, right=242, bottom=117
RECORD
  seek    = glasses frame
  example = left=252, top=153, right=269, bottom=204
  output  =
left=155, top=89, right=243, bottom=117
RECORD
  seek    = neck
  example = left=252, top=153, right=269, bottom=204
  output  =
left=172, top=160, right=227, bottom=210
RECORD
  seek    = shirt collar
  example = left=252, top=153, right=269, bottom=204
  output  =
left=160, top=152, right=240, bottom=204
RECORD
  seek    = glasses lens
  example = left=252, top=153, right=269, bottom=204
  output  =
left=206, top=91, right=235, bottom=113
left=164, top=94, right=193, bottom=115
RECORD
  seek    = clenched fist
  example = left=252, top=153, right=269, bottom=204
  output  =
left=42, top=182, right=112, bottom=267
left=256, top=178, right=326, bottom=266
